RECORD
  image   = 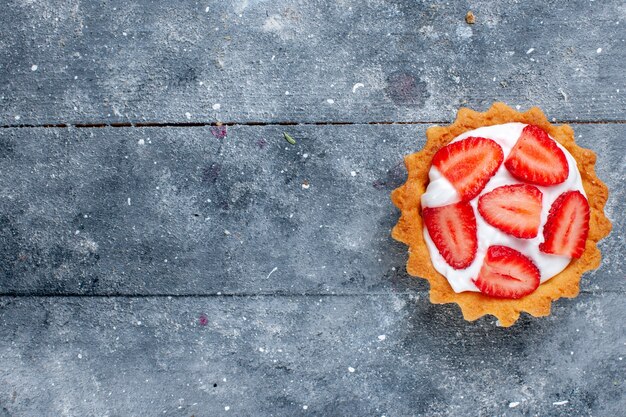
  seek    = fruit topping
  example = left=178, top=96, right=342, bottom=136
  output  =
left=432, top=137, right=504, bottom=201
left=478, top=184, right=543, bottom=238
left=504, top=125, right=568, bottom=186
left=540, top=190, right=590, bottom=258
left=423, top=202, right=478, bottom=269
left=473, top=245, right=541, bottom=299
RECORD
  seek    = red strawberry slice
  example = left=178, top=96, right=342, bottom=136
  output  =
left=423, top=202, right=477, bottom=269
left=504, top=125, right=569, bottom=185
left=432, top=137, right=504, bottom=201
left=478, top=184, right=543, bottom=238
left=473, top=245, right=540, bottom=299
left=539, top=190, right=590, bottom=258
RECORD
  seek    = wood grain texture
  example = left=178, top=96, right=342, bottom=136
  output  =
left=0, top=294, right=624, bottom=416
left=1, top=0, right=625, bottom=125
left=0, top=124, right=621, bottom=295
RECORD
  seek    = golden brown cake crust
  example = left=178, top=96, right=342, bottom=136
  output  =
left=391, top=102, right=612, bottom=327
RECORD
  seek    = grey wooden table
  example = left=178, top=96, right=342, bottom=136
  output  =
left=0, top=1, right=624, bottom=416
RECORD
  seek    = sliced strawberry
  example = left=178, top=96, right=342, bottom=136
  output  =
left=473, top=245, right=540, bottom=299
left=432, top=137, right=504, bottom=201
left=539, top=190, right=590, bottom=258
left=478, top=184, right=543, bottom=238
left=504, top=125, right=568, bottom=185
left=422, top=202, right=477, bottom=269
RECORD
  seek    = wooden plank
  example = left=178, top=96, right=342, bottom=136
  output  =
left=1, top=0, right=624, bottom=125
left=0, top=124, right=622, bottom=295
left=0, top=294, right=624, bottom=416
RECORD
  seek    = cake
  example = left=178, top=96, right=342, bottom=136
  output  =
left=391, top=103, right=612, bottom=326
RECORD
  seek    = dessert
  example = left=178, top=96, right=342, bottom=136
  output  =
left=391, top=103, right=611, bottom=326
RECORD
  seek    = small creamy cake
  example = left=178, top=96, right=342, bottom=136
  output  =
left=391, top=103, right=611, bottom=326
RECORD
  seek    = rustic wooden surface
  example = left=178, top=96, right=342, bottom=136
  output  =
left=0, top=1, right=624, bottom=416
left=1, top=0, right=625, bottom=125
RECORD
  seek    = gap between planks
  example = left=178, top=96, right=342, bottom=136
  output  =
left=0, top=289, right=622, bottom=298
left=1, top=120, right=626, bottom=129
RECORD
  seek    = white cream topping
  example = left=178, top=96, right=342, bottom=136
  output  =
left=421, top=123, right=586, bottom=293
